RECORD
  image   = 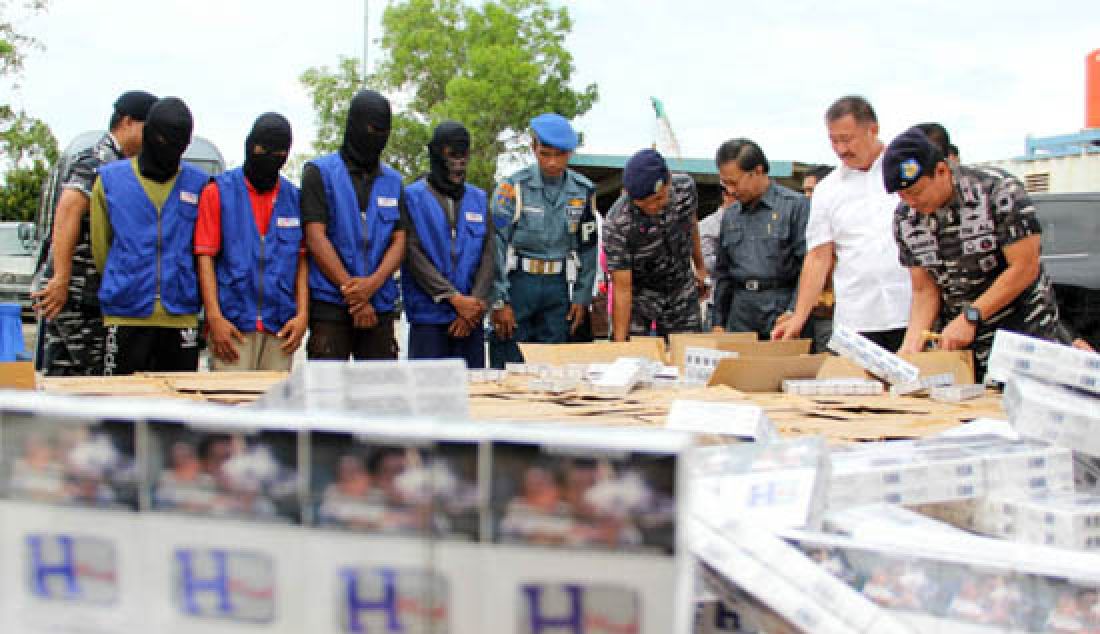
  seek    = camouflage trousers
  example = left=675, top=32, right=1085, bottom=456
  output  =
left=41, top=302, right=106, bottom=376
left=628, top=284, right=702, bottom=337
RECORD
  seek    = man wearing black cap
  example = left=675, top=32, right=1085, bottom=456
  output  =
left=885, top=126, right=1070, bottom=376
left=194, top=113, right=308, bottom=371
left=488, top=113, right=598, bottom=367
left=33, top=90, right=156, bottom=375
left=401, top=121, right=494, bottom=367
left=91, top=97, right=209, bottom=374
left=302, top=89, right=408, bottom=360
left=602, top=149, right=707, bottom=340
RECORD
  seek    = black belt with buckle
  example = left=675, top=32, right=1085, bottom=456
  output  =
left=736, top=278, right=794, bottom=292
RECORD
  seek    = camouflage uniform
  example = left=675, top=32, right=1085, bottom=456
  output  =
left=40, top=133, right=120, bottom=375
left=894, top=165, right=1070, bottom=373
left=603, top=172, right=702, bottom=336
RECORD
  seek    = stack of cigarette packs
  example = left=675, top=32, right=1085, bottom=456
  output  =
left=258, top=359, right=471, bottom=419
left=691, top=515, right=915, bottom=634
left=827, top=435, right=1074, bottom=509
left=683, top=347, right=738, bottom=385
left=988, top=329, right=1100, bottom=394
left=781, top=522, right=1100, bottom=633
left=953, top=490, right=1100, bottom=552
left=782, top=378, right=884, bottom=396
left=0, top=391, right=695, bottom=633
left=691, top=437, right=831, bottom=531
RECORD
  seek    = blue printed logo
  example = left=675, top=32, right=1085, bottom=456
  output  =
left=518, top=583, right=639, bottom=634
left=25, top=534, right=118, bottom=605
left=173, top=548, right=274, bottom=623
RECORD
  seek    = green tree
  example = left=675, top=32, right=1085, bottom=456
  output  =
left=298, top=0, right=597, bottom=190
left=1, top=0, right=56, bottom=222
left=0, top=105, right=58, bottom=221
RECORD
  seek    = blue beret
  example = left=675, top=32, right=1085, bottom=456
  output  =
left=623, top=149, right=670, bottom=200
left=883, top=126, right=942, bottom=193
left=530, top=113, right=578, bottom=151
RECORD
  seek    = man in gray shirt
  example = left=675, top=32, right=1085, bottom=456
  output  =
left=712, top=138, right=810, bottom=339
left=401, top=121, right=494, bottom=367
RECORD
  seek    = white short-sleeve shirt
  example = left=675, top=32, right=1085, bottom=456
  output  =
left=805, top=152, right=911, bottom=332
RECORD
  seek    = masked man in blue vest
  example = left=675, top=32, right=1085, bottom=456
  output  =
left=302, top=90, right=408, bottom=360
left=401, top=122, right=494, bottom=367
left=194, top=113, right=308, bottom=371
left=91, top=97, right=207, bottom=374
left=489, top=113, right=599, bottom=368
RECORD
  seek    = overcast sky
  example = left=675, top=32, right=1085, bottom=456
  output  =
left=9, top=0, right=1100, bottom=170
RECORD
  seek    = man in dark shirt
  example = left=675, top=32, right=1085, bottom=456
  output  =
left=602, top=149, right=707, bottom=339
left=32, top=90, right=156, bottom=375
left=886, top=126, right=1071, bottom=377
left=401, top=121, right=495, bottom=367
left=302, top=90, right=408, bottom=360
left=711, top=138, right=810, bottom=339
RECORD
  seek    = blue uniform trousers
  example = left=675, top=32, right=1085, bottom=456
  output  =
left=488, top=270, right=569, bottom=368
left=408, top=323, right=486, bottom=369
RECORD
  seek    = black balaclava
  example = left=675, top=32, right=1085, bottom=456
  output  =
left=427, top=121, right=470, bottom=201
left=138, top=97, right=193, bottom=183
left=242, top=112, right=292, bottom=193
left=340, top=89, right=391, bottom=171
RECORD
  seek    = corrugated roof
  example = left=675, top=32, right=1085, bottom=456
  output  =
left=569, top=153, right=794, bottom=178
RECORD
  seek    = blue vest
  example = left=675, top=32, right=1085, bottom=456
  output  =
left=306, top=153, right=402, bottom=312
left=400, top=180, right=488, bottom=325
left=97, top=159, right=208, bottom=317
left=213, top=168, right=302, bottom=333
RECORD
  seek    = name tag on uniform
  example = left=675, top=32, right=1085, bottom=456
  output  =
left=377, top=196, right=398, bottom=207
left=465, top=212, right=483, bottom=223
left=523, top=206, right=544, bottom=214
left=276, top=217, right=301, bottom=228
left=180, top=191, right=198, bottom=204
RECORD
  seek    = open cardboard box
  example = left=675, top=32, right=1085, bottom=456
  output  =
left=667, top=332, right=757, bottom=368
left=0, top=361, right=35, bottom=390
left=705, top=339, right=822, bottom=392
left=519, top=339, right=666, bottom=364
left=816, top=349, right=975, bottom=385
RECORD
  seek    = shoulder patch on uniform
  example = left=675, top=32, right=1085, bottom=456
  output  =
left=495, top=182, right=516, bottom=207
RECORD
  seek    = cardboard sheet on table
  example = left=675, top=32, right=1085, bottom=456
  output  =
left=707, top=354, right=827, bottom=392
left=519, top=339, right=665, bottom=364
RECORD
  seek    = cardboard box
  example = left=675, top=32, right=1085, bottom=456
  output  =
left=668, top=332, right=756, bottom=369
left=0, top=361, right=34, bottom=390
left=817, top=350, right=975, bottom=385
left=715, top=339, right=812, bottom=358
left=708, top=355, right=827, bottom=393
left=519, top=340, right=665, bottom=364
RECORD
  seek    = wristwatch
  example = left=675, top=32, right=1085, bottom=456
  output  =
left=963, top=304, right=982, bottom=325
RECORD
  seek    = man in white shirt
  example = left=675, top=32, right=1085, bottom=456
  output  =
left=772, top=95, right=911, bottom=350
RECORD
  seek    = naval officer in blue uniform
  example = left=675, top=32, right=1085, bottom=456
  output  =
left=489, top=113, right=599, bottom=367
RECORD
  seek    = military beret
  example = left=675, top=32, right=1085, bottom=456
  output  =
left=623, top=148, right=670, bottom=200
left=883, top=126, right=943, bottom=193
left=529, top=113, right=578, bottom=151
left=113, top=90, right=158, bottom=121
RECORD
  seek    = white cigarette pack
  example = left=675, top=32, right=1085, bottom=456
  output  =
left=928, top=383, right=986, bottom=402
left=827, top=325, right=919, bottom=385
left=782, top=378, right=884, bottom=396
left=683, top=347, right=738, bottom=385
left=988, top=328, right=1100, bottom=392
left=888, top=372, right=955, bottom=397
left=1004, top=373, right=1100, bottom=459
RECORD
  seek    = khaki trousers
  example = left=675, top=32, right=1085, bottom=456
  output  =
left=210, top=331, right=294, bottom=372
